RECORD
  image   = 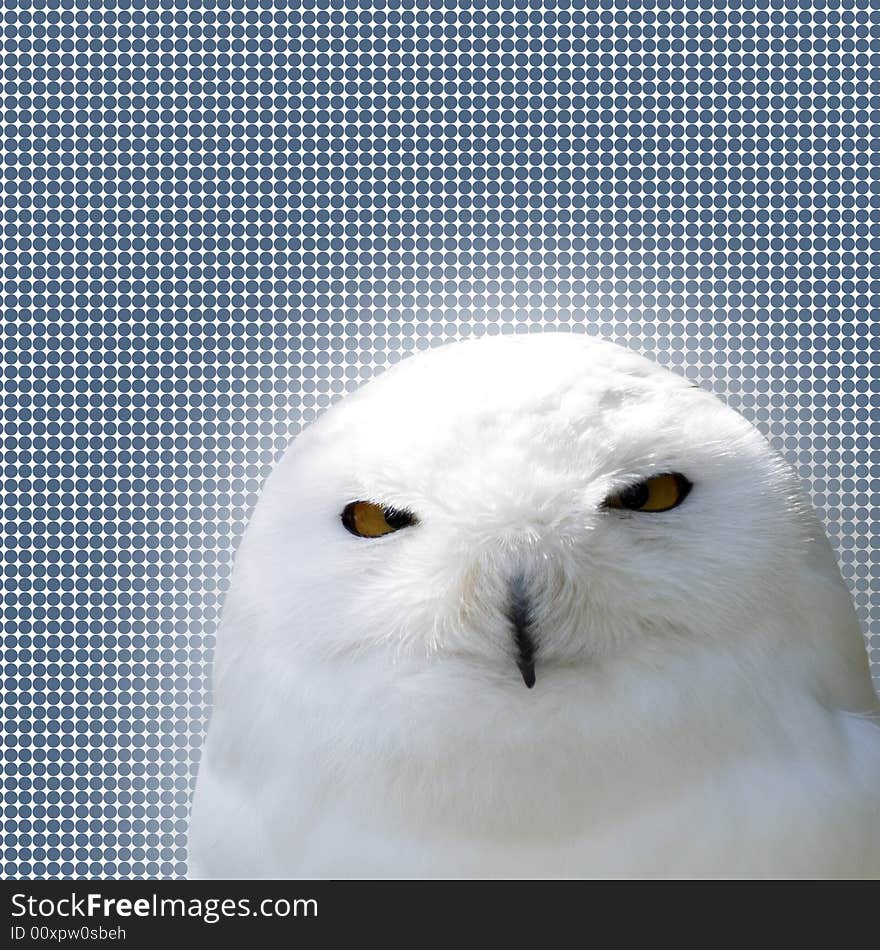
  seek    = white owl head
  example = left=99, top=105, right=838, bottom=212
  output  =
left=219, top=332, right=872, bottom=714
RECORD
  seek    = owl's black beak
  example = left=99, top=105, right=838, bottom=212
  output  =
left=507, top=573, right=536, bottom=689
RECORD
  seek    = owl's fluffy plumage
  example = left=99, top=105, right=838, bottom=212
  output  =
left=189, top=332, right=880, bottom=878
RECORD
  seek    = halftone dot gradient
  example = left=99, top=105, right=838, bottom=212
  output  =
left=1, top=0, right=877, bottom=880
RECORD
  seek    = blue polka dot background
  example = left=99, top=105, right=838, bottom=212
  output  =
left=2, top=0, right=877, bottom=880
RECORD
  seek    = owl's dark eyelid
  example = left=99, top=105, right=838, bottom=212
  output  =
left=672, top=474, right=693, bottom=505
left=340, top=503, right=358, bottom=535
left=382, top=505, right=419, bottom=530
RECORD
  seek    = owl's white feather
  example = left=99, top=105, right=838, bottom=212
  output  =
left=189, top=332, right=880, bottom=879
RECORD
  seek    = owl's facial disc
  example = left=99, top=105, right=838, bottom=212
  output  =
left=339, top=473, right=696, bottom=689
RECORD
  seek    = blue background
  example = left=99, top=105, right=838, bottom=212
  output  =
left=2, top=0, right=877, bottom=879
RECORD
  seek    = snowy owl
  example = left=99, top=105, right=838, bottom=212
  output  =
left=189, top=332, right=880, bottom=879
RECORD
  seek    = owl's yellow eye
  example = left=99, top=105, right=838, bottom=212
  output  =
left=341, top=501, right=418, bottom=538
left=603, top=473, right=692, bottom=513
